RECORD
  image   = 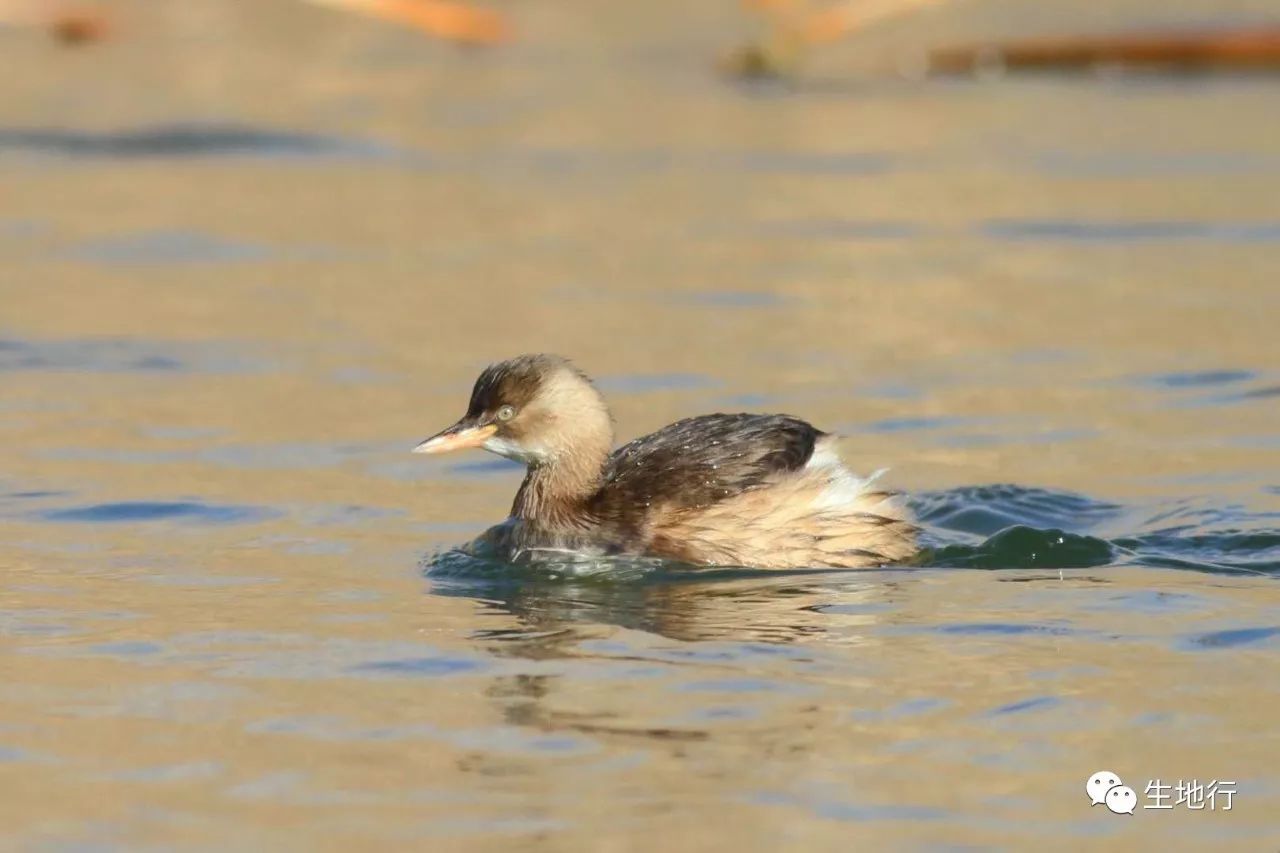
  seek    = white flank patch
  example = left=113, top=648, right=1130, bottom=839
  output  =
left=806, top=445, right=883, bottom=511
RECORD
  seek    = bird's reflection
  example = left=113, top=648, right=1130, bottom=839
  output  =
left=421, top=547, right=914, bottom=756
left=423, top=544, right=904, bottom=649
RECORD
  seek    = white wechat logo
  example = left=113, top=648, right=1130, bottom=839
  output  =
left=1086, top=770, right=1136, bottom=815
left=1086, top=770, right=1123, bottom=807
left=1106, top=785, right=1138, bottom=815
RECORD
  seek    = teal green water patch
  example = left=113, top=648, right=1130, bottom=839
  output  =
left=928, top=526, right=1117, bottom=570
left=921, top=489, right=1279, bottom=576
left=914, top=485, right=1123, bottom=539
left=1107, top=507, right=1280, bottom=575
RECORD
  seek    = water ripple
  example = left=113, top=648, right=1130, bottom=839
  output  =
left=984, top=219, right=1280, bottom=243
left=0, top=123, right=408, bottom=161
left=1182, top=626, right=1280, bottom=650
left=0, top=335, right=265, bottom=374
left=39, top=501, right=279, bottom=525
left=59, top=230, right=272, bottom=265
left=424, top=485, right=1278, bottom=579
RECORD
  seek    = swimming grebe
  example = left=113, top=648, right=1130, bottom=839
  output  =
left=414, top=354, right=918, bottom=569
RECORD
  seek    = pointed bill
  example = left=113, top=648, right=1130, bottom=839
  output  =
left=412, top=422, right=496, bottom=454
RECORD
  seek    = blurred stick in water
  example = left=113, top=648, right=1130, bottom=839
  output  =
left=304, top=0, right=511, bottom=45
left=0, top=0, right=110, bottom=44
left=724, top=0, right=954, bottom=79
left=929, top=27, right=1280, bottom=75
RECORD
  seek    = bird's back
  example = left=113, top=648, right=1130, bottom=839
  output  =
left=588, top=413, right=918, bottom=568
left=596, top=413, right=822, bottom=512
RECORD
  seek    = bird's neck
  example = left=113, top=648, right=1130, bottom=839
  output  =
left=512, top=447, right=607, bottom=526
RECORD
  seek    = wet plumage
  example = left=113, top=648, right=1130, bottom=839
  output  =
left=414, top=354, right=918, bottom=569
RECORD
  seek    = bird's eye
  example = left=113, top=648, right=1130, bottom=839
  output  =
left=496, top=405, right=516, bottom=422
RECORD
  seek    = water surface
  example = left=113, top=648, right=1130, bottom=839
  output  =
left=1, top=0, right=1278, bottom=849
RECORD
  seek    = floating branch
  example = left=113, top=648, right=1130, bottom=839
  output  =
left=724, top=0, right=955, bottom=79
left=304, top=0, right=511, bottom=46
left=0, top=1, right=110, bottom=44
left=929, top=27, right=1280, bottom=75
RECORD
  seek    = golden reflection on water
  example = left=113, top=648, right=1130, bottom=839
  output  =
left=2, top=0, right=1279, bottom=849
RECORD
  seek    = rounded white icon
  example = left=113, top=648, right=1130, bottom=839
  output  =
left=1105, top=785, right=1137, bottom=815
left=1086, top=770, right=1122, bottom=806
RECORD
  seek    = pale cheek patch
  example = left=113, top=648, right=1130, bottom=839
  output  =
left=484, top=435, right=551, bottom=465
